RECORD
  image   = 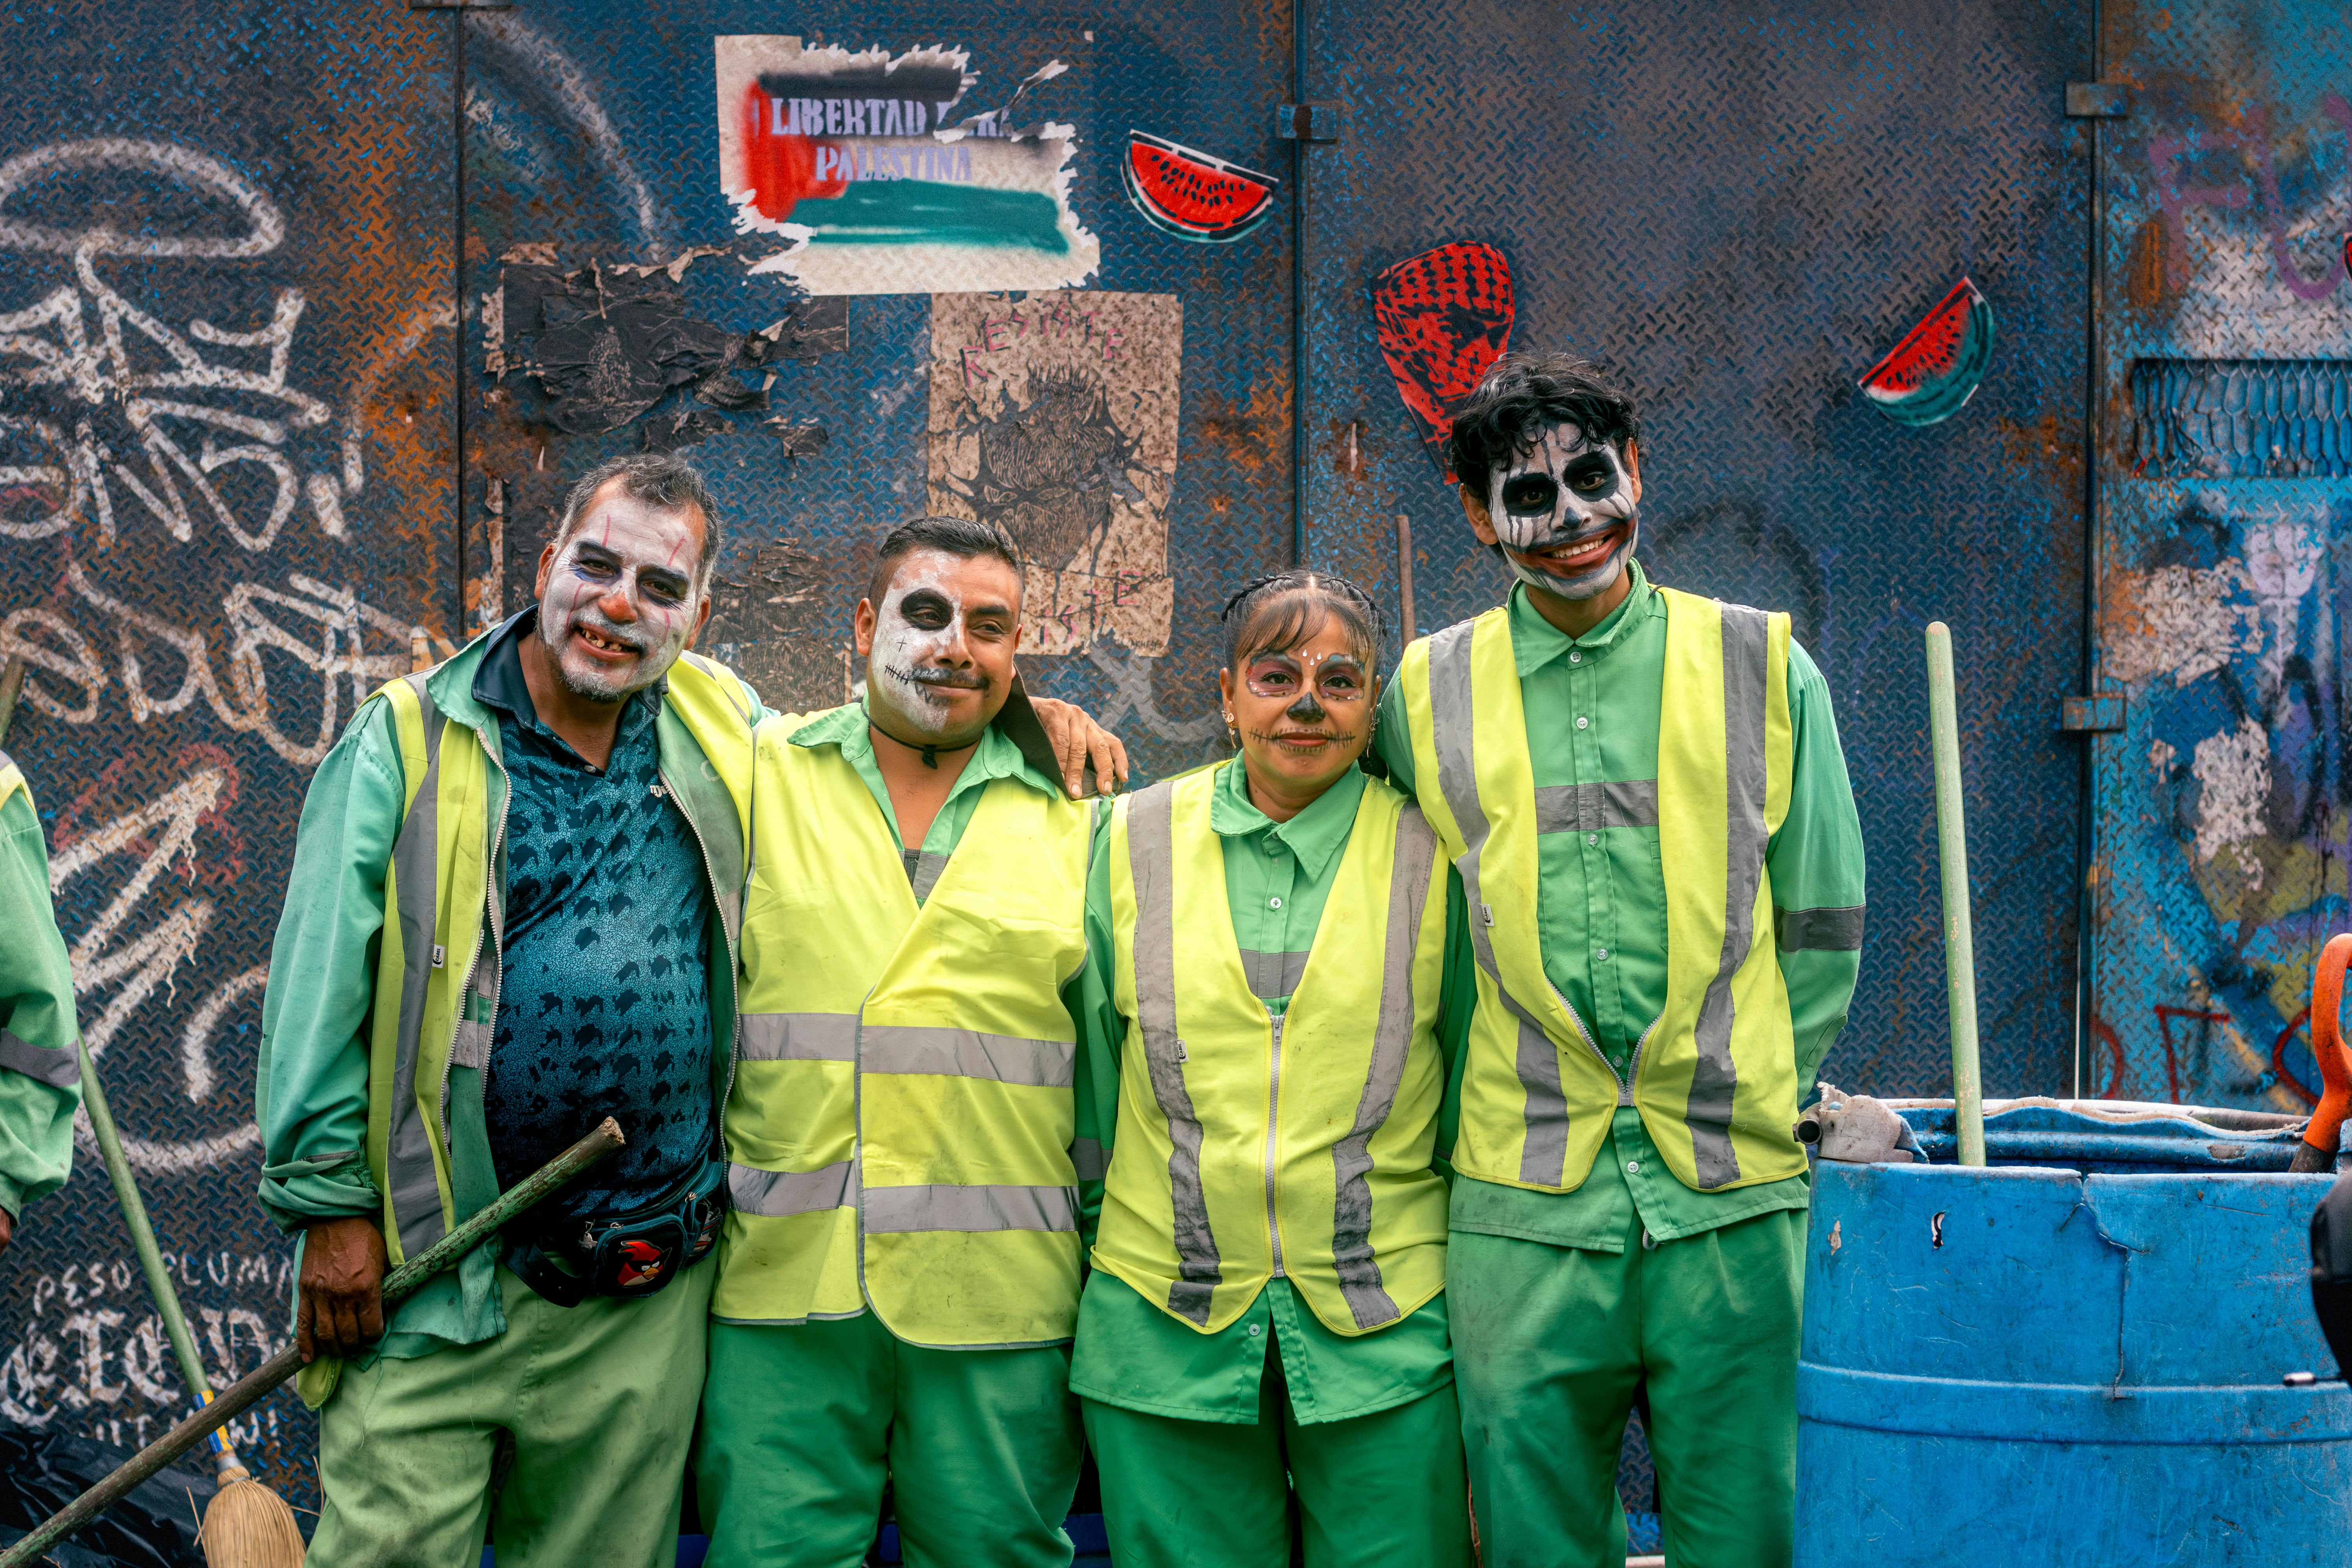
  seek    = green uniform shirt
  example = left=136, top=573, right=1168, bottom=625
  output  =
left=1071, top=759, right=1468, bottom=1425
left=1375, top=563, right=1866, bottom=1246
left=787, top=700, right=1070, bottom=879
left=0, top=780, right=82, bottom=1218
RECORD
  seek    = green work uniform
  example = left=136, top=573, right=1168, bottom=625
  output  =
left=695, top=704, right=1088, bottom=1568
left=1376, top=565, right=1866, bottom=1568
left=0, top=753, right=82, bottom=1227
left=1071, top=759, right=1475, bottom=1568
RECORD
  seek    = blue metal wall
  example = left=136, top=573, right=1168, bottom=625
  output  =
left=2085, top=3, right=2352, bottom=1112
left=0, top=0, right=456, bottom=1506
left=1297, top=0, right=2092, bottom=1099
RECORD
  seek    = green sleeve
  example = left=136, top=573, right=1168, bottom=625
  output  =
left=1431, top=865, right=1475, bottom=1180
left=1770, top=641, right=1867, bottom=1091
left=1373, top=679, right=1417, bottom=794
left=0, top=787, right=82, bottom=1218
left=255, top=695, right=407, bottom=1234
left=1071, top=802, right=1125, bottom=1250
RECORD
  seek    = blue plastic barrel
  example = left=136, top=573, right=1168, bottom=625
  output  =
left=1797, top=1119, right=2352, bottom=1565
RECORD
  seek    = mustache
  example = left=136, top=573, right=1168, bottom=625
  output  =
left=889, top=664, right=988, bottom=690
left=561, top=610, right=648, bottom=653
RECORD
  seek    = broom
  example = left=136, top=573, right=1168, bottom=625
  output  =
left=74, top=1040, right=305, bottom=1566
left=2, top=1114, right=624, bottom=1568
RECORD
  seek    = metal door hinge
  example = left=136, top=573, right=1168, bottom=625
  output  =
left=2059, top=695, right=2126, bottom=732
left=2065, top=83, right=2131, bottom=118
left=1276, top=102, right=1343, bottom=143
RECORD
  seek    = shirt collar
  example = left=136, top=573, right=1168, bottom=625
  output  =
left=1207, top=757, right=1367, bottom=882
left=1506, top=559, right=1658, bottom=677
left=471, top=605, right=666, bottom=746
left=789, top=699, right=1062, bottom=799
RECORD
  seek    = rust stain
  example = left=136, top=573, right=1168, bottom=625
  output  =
left=1992, top=412, right=2083, bottom=494
left=2125, top=214, right=2171, bottom=312
left=1191, top=379, right=1285, bottom=476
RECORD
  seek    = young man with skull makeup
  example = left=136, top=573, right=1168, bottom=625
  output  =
left=258, top=462, right=1125, bottom=1567
left=697, top=514, right=1124, bottom=1568
left=1375, top=353, right=1867, bottom=1567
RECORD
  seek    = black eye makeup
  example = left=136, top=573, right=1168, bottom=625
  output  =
left=1499, top=473, right=1560, bottom=515
left=1243, top=652, right=1370, bottom=703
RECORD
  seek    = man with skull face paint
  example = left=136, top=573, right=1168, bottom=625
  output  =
left=698, top=514, right=1121, bottom=1568
left=1375, top=354, right=1867, bottom=1567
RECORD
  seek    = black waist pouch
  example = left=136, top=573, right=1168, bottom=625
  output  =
left=505, top=1153, right=727, bottom=1307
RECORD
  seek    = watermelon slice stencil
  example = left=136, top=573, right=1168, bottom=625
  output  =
left=1122, top=131, right=1279, bottom=243
left=1858, top=278, right=1995, bottom=427
left=1372, top=242, right=1516, bottom=482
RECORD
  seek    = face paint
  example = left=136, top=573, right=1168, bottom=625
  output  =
left=1486, top=421, right=1639, bottom=601
left=866, top=549, right=998, bottom=742
left=536, top=490, right=706, bottom=702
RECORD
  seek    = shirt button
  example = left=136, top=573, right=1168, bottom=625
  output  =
left=1268, top=897, right=1283, bottom=910
left=1596, top=948, right=1609, bottom=962
left=1569, top=651, right=1583, bottom=664
left=1586, top=832, right=1599, bottom=846
left=1265, top=840, right=1282, bottom=855
left=1627, top=1160, right=1641, bottom=1174
left=1247, top=1323, right=1262, bottom=1337
left=1576, top=715, right=1590, bottom=730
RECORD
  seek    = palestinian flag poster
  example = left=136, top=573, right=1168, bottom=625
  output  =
left=715, top=36, right=1099, bottom=296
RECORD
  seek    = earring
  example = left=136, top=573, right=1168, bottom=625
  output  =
left=1224, top=710, right=1239, bottom=748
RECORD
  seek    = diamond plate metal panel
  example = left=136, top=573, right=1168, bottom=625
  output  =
left=0, top=0, right=457, bottom=1512
left=457, top=4, right=1297, bottom=784
left=2090, top=1, right=2352, bottom=1110
left=1299, top=0, right=2093, bottom=1099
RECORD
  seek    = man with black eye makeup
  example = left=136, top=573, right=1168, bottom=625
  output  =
left=1376, top=353, right=1867, bottom=1568
left=697, top=514, right=1123, bottom=1568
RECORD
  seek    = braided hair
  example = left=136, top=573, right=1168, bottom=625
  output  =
left=1219, top=570, right=1386, bottom=673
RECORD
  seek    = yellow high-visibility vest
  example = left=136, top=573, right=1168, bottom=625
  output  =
left=1395, top=587, right=1804, bottom=1194
left=722, top=708, right=1093, bottom=1348
left=0, top=751, right=25, bottom=814
left=1095, top=765, right=1450, bottom=1336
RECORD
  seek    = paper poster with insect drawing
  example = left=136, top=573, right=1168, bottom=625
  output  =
left=927, top=290, right=1181, bottom=657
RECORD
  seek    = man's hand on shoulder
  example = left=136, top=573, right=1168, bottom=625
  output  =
left=1030, top=697, right=1130, bottom=800
left=298, top=1214, right=388, bottom=1363
left=0, top=1205, right=13, bottom=1258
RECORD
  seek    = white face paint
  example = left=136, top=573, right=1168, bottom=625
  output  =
left=1486, top=422, right=1639, bottom=601
left=535, top=487, right=706, bottom=702
left=864, top=547, right=1016, bottom=745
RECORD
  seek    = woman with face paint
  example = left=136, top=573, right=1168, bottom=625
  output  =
left=1069, top=572, right=1475, bottom=1568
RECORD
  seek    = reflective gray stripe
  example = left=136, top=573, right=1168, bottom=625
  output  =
left=1689, top=606, right=1771, bottom=1189
left=1778, top=905, right=1866, bottom=953
left=1328, top=804, right=1438, bottom=1330
left=0, top=1029, right=80, bottom=1089
left=1533, top=779, right=1659, bottom=834
left=1237, top=949, right=1313, bottom=1002
left=738, top=1011, right=858, bottom=1062
left=860, top=1025, right=1075, bottom=1089
left=448, top=1019, right=490, bottom=1070
left=1428, top=624, right=1572, bottom=1186
left=730, top=1160, right=854, bottom=1218
left=907, top=849, right=950, bottom=902
left=386, top=673, right=450, bottom=1261
left=1129, top=780, right=1222, bottom=1324
left=863, top=1182, right=1078, bottom=1234
left=1070, top=1137, right=1107, bottom=1181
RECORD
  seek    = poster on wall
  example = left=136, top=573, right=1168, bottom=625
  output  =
left=714, top=36, right=1098, bottom=296
left=927, top=290, right=1182, bottom=658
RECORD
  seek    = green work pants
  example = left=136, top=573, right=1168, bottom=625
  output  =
left=1081, top=1368, right=1473, bottom=1568
left=1450, top=1206, right=1804, bottom=1568
left=309, top=1260, right=713, bottom=1568
left=694, top=1313, right=1082, bottom=1568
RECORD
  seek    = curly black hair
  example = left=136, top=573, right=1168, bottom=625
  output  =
left=1445, top=352, right=1642, bottom=498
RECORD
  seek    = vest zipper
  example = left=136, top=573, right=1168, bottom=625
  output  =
left=664, top=762, right=745, bottom=1116
left=1263, top=1008, right=1286, bottom=1278
left=445, top=751, right=511, bottom=1146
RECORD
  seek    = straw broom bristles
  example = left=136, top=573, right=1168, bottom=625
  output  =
left=199, top=1452, right=306, bottom=1568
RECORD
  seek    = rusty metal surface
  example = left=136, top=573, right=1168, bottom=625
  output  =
left=0, top=0, right=456, bottom=1507
left=2089, top=0, right=2352, bottom=1109
left=457, top=4, right=1298, bottom=781
left=1298, top=0, right=2093, bottom=1099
